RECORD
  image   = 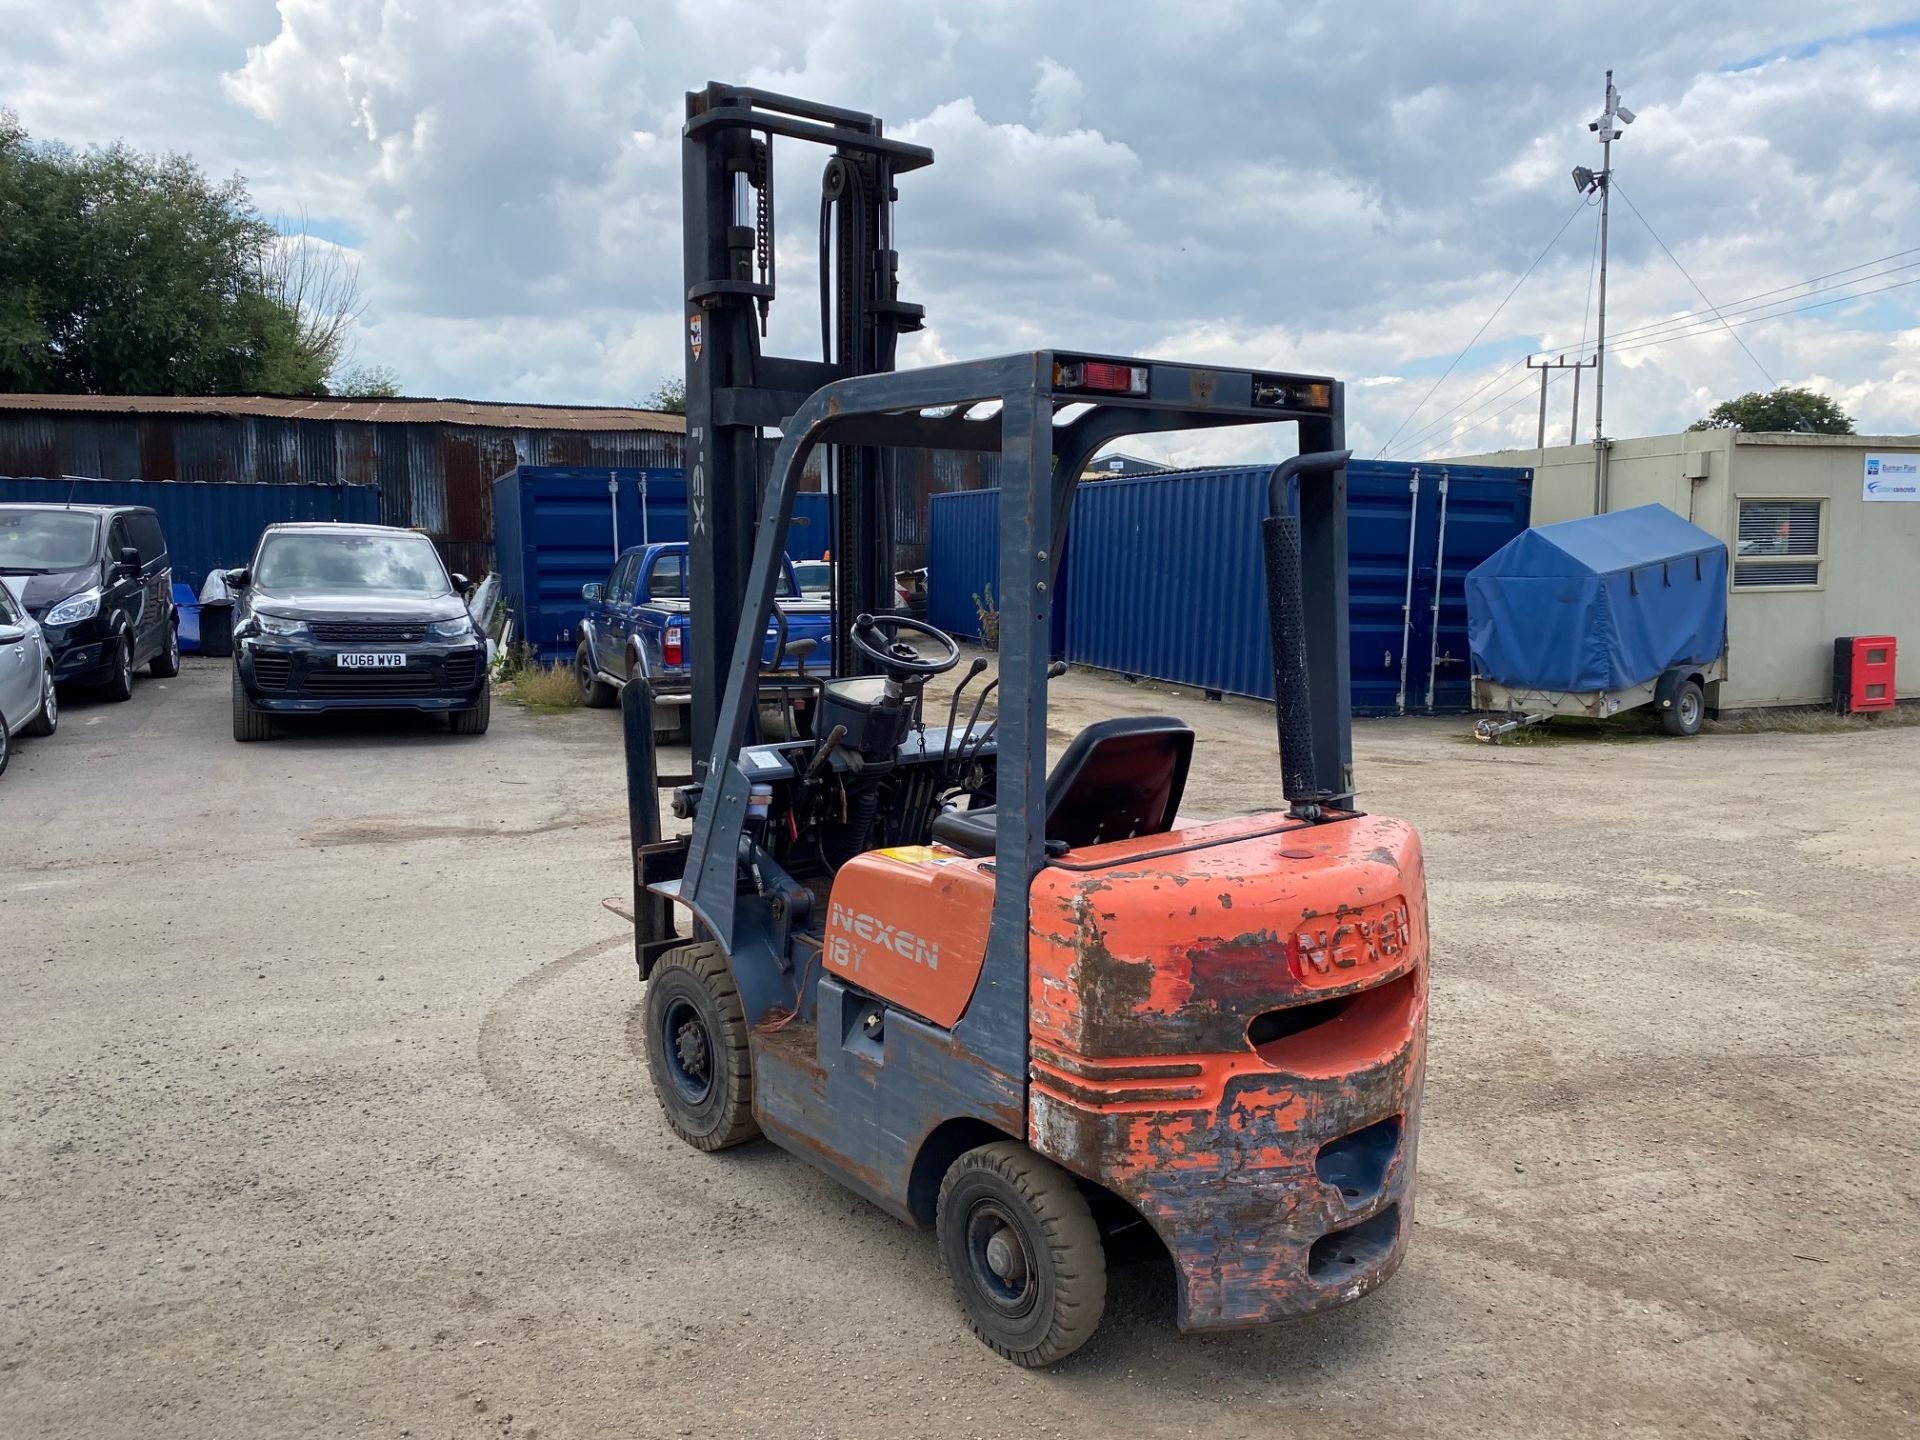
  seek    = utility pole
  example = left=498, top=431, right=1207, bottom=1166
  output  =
left=1527, top=353, right=1597, bottom=449
left=1573, top=71, right=1633, bottom=513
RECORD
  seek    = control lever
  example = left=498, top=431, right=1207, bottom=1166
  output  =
left=780, top=636, right=821, bottom=742
left=803, top=724, right=848, bottom=784
left=954, top=660, right=1066, bottom=776
left=939, top=658, right=990, bottom=771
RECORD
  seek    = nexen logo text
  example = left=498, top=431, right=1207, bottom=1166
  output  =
left=828, top=903, right=940, bottom=971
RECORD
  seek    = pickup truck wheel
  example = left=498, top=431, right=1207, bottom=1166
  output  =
left=1662, top=679, right=1704, bottom=737
left=449, top=684, right=491, bottom=735
left=643, top=942, right=759, bottom=1151
left=937, top=1141, right=1107, bottom=1367
left=149, top=618, right=181, bottom=677
left=576, top=640, right=616, bottom=708
left=231, top=666, right=274, bottom=741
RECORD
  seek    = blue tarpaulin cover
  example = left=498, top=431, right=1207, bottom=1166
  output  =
left=1466, top=504, right=1728, bottom=692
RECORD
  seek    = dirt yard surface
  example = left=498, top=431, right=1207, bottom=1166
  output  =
left=3, top=657, right=1915, bottom=1439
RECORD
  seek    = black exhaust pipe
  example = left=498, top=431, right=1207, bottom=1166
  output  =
left=1262, top=449, right=1351, bottom=820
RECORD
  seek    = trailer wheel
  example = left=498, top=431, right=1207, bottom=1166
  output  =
left=936, top=1141, right=1107, bottom=1367
left=643, top=942, right=759, bottom=1151
left=1662, top=678, right=1704, bottom=736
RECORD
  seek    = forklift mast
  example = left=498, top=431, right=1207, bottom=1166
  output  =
left=680, top=83, right=933, bottom=764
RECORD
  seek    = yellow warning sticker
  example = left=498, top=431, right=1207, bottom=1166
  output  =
left=876, top=845, right=943, bottom=864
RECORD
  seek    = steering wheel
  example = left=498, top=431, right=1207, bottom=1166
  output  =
left=850, top=612, right=961, bottom=678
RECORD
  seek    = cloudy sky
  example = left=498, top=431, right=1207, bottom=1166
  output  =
left=3, top=1, right=1917, bottom=463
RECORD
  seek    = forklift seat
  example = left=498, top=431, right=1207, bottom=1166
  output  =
left=931, top=715, right=1194, bottom=859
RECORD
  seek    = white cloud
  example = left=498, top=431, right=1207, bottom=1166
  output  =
left=0, top=0, right=1915, bottom=455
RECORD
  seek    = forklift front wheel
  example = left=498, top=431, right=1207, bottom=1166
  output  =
left=936, top=1142, right=1107, bottom=1367
left=643, top=943, right=760, bottom=1151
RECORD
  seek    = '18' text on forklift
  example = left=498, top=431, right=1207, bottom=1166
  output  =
left=619, top=82, right=1429, bottom=1366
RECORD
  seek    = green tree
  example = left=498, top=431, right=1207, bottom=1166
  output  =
left=646, top=376, right=686, bottom=414
left=0, top=111, right=331, bottom=395
left=334, top=363, right=401, bottom=397
left=1689, top=386, right=1855, bottom=435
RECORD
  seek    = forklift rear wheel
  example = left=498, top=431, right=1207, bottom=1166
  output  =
left=643, top=943, right=759, bottom=1151
left=936, top=1141, right=1107, bottom=1367
left=1662, top=679, right=1704, bottom=736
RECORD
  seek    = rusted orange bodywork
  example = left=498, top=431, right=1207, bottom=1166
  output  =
left=823, top=847, right=994, bottom=1028
left=1027, top=812, right=1428, bottom=1330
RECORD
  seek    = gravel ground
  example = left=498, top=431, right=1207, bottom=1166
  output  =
left=1, top=656, right=1915, bottom=1439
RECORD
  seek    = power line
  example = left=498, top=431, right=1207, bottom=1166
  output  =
left=1413, top=372, right=1559, bottom=458
left=1593, top=256, right=1920, bottom=349
left=1609, top=179, right=1779, bottom=390
left=1604, top=270, right=1920, bottom=355
left=1386, top=366, right=1539, bottom=461
left=1385, top=365, right=1543, bottom=460
left=1379, top=360, right=1529, bottom=460
left=1372, top=197, right=1592, bottom=458
left=1599, top=246, right=1920, bottom=345
left=1387, top=266, right=1920, bottom=458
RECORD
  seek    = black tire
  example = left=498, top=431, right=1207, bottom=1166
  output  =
left=936, top=1141, right=1108, bottom=1367
left=22, top=665, right=57, bottom=737
left=0, top=709, right=10, bottom=777
left=643, top=942, right=759, bottom=1151
left=577, top=640, right=616, bottom=708
left=1662, top=678, right=1704, bottom=737
left=449, top=684, right=491, bottom=735
left=149, top=617, right=181, bottom=677
left=104, top=631, right=135, bottom=702
left=231, top=666, right=274, bottom=742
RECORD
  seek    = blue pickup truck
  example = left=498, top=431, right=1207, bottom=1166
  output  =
left=574, top=542, right=833, bottom=738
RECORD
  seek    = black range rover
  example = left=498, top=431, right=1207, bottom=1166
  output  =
left=228, top=523, right=489, bottom=741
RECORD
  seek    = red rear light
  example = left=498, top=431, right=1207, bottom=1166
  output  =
left=663, top=627, right=683, bottom=667
left=1053, top=359, right=1150, bottom=395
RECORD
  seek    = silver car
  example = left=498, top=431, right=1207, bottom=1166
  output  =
left=0, top=575, right=58, bottom=776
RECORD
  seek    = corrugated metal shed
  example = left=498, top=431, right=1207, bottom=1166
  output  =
left=0, top=475, right=380, bottom=590
left=0, top=395, right=686, bottom=580
left=0, top=393, right=684, bottom=432
left=927, top=459, right=1533, bottom=714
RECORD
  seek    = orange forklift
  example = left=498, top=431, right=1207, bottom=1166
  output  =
left=622, top=83, right=1428, bottom=1365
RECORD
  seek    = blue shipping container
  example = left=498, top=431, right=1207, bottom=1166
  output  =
left=492, top=465, right=835, bottom=661
left=925, top=487, right=1070, bottom=658
left=926, top=459, right=1532, bottom=715
left=0, top=474, right=381, bottom=592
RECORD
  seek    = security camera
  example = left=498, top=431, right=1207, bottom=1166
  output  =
left=1615, top=104, right=1636, bottom=125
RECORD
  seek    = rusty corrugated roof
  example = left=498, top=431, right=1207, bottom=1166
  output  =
left=0, top=393, right=685, bottom=433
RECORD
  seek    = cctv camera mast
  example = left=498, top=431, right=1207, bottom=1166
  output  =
left=1572, top=69, right=1634, bottom=510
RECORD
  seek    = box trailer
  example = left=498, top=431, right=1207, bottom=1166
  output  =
left=1466, top=503, right=1729, bottom=738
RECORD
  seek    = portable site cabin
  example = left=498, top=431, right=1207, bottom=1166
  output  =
left=1444, top=430, right=1919, bottom=710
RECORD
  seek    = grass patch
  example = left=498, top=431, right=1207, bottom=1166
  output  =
left=1705, top=704, right=1920, bottom=736
left=1471, top=701, right=1918, bottom=744
left=501, top=659, right=583, bottom=713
